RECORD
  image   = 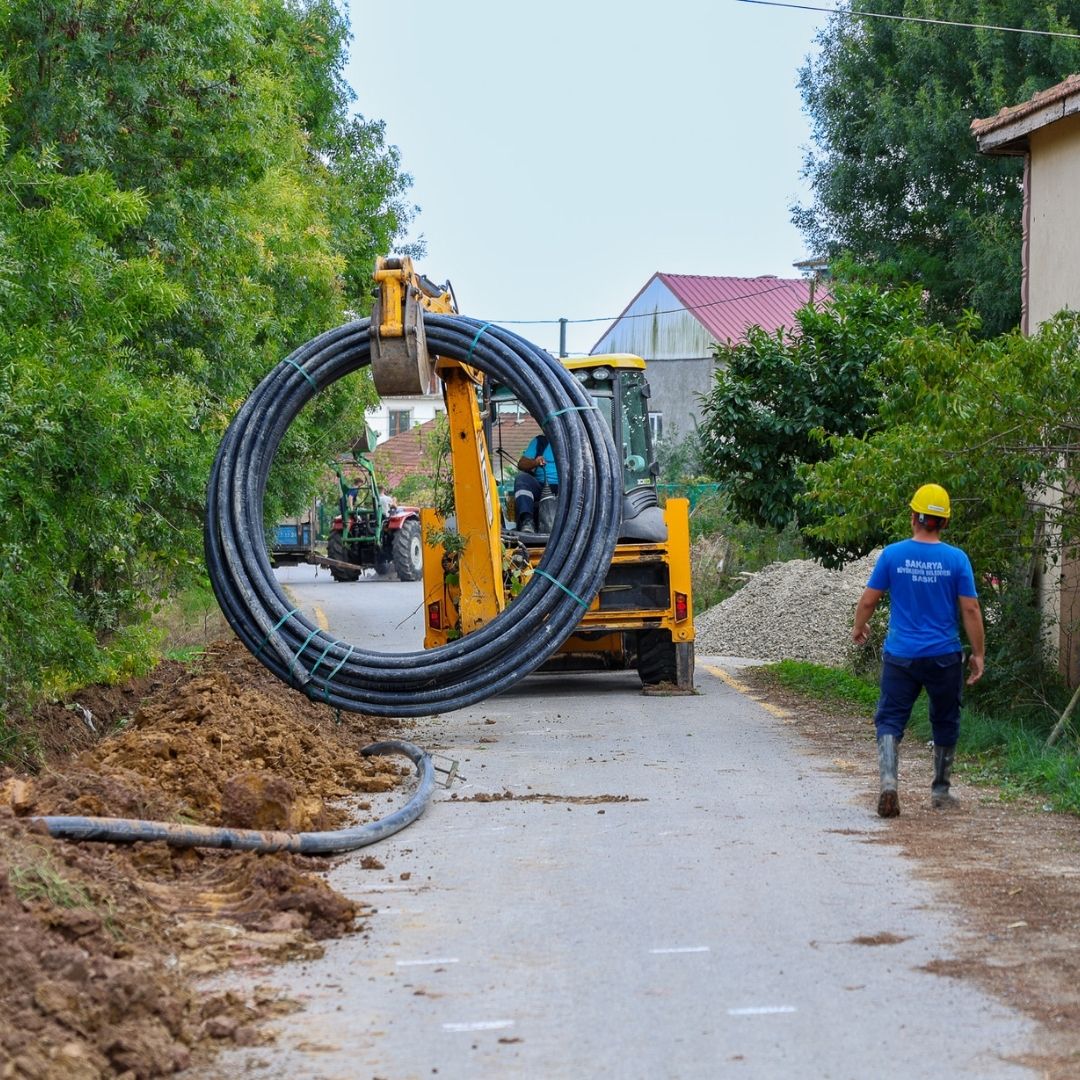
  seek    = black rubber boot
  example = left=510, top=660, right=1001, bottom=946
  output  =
left=877, top=734, right=900, bottom=818
left=517, top=513, right=534, bottom=533
left=931, top=745, right=957, bottom=809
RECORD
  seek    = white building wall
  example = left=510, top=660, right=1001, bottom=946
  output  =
left=366, top=394, right=444, bottom=445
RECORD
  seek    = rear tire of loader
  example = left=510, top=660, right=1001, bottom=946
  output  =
left=636, top=629, right=677, bottom=687
left=392, top=518, right=423, bottom=581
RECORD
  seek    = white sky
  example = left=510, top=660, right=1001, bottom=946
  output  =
left=344, top=0, right=829, bottom=356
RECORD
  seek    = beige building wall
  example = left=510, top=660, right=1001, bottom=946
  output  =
left=1027, top=114, right=1080, bottom=684
left=1028, top=112, right=1080, bottom=327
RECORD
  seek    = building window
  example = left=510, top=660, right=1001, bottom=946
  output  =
left=648, top=411, right=663, bottom=442
left=389, top=409, right=412, bottom=437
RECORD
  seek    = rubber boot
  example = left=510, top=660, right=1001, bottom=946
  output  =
left=877, top=734, right=900, bottom=818
left=518, top=512, right=534, bottom=533
left=931, top=745, right=958, bottom=809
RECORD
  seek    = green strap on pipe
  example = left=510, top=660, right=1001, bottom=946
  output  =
left=539, top=404, right=599, bottom=425
left=531, top=568, right=590, bottom=609
left=285, top=357, right=318, bottom=393
left=255, top=608, right=300, bottom=659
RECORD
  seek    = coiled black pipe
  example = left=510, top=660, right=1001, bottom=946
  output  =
left=204, top=314, right=622, bottom=716
left=33, top=740, right=434, bottom=855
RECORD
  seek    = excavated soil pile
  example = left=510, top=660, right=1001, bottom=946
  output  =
left=0, top=639, right=407, bottom=1078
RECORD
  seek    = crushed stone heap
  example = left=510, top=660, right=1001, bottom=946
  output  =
left=695, top=552, right=880, bottom=666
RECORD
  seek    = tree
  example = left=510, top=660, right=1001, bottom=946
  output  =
left=0, top=1, right=417, bottom=719
left=801, top=312, right=1080, bottom=579
left=800, top=311, right=1080, bottom=708
left=795, top=0, right=1080, bottom=336
left=697, top=284, right=924, bottom=549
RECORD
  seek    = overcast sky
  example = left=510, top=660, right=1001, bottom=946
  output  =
left=344, top=0, right=829, bottom=356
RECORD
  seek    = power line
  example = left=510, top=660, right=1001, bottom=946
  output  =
left=736, top=0, right=1080, bottom=39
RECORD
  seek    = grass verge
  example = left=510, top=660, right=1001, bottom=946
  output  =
left=765, top=659, right=1080, bottom=815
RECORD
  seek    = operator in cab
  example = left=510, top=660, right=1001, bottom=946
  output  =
left=513, top=435, right=557, bottom=533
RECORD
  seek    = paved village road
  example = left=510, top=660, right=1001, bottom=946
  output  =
left=198, top=564, right=1036, bottom=1079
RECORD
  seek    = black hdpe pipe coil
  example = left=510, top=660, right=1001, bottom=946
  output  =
left=32, top=740, right=433, bottom=854
left=204, top=314, right=622, bottom=717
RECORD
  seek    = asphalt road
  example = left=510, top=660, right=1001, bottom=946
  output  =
left=199, top=564, right=1036, bottom=1080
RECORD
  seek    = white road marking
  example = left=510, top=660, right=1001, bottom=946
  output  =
left=649, top=946, right=711, bottom=954
left=727, top=1005, right=798, bottom=1016
left=396, top=957, right=460, bottom=967
left=442, top=1020, right=515, bottom=1033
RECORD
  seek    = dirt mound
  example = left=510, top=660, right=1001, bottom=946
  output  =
left=0, top=639, right=408, bottom=1077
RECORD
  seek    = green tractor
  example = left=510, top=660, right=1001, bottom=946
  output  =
left=325, top=453, right=423, bottom=582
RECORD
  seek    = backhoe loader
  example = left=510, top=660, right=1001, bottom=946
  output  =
left=368, top=256, right=694, bottom=690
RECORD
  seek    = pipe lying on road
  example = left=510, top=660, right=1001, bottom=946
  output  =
left=204, top=314, right=622, bottom=717
left=31, top=740, right=434, bottom=855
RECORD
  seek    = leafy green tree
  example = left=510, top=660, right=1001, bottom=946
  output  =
left=801, top=311, right=1080, bottom=707
left=801, top=312, right=1080, bottom=580
left=0, top=1, right=417, bottom=721
left=697, top=284, right=924, bottom=547
left=795, top=0, right=1080, bottom=335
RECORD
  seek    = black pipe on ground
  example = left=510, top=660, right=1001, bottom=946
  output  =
left=32, top=740, right=434, bottom=855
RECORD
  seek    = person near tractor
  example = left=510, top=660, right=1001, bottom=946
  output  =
left=513, top=434, right=557, bottom=532
left=851, top=483, right=985, bottom=818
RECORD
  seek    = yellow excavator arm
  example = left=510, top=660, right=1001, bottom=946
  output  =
left=370, top=257, right=506, bottom=631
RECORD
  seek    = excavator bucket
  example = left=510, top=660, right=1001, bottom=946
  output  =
left=370, top=256, right=455, bottom=395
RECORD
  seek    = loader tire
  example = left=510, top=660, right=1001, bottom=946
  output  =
left=392, top=518, right=423, bottom=581
left=637, top=629, right=677, bottom=687
left=328, top=531, right=361, bottom=582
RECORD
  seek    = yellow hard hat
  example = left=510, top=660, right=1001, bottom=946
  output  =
left=910, top=483, right=951, bottom=519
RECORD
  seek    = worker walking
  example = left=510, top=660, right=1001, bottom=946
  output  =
left=851, top=484, right=985, bottom=818
left=513, top=435, right=557, bottom=533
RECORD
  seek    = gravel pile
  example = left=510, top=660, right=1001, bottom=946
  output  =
left=695, top=551, right=881, bottom=665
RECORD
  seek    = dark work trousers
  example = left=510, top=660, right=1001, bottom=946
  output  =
left=513, top=472, right=557, bottom=521
left=874, top=651, right=964, bottom=747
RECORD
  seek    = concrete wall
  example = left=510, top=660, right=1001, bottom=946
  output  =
left=591, top=278, right=717, bottom=437
left=1028, top=112, right=1080, bottom=327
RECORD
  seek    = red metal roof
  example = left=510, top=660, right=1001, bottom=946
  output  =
left=656, top=273, right=823, bottom=344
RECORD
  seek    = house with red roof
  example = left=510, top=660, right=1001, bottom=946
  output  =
left=590, top=272, right=824, bottom=440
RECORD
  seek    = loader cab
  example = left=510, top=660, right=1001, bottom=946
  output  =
left=486, top=354, right=665, bottom=542
left=564, top=357, right=658, bottom=494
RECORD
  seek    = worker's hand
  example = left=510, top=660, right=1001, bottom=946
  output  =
left=534, top=456, right=546, bottom=469
left=852, top=623, right=870, bottom=646
left=966, top=654, right=985, bottom=685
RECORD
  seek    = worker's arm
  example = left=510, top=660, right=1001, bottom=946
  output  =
left=852, top=587, right=884, bottom=645
left=517, top=452, right=546, bottom=471
left=959, top=595, right=985, bottom=684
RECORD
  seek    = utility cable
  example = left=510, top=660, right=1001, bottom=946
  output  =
left=204, top=313, right=622, bottom=717
left=736, top=0, right=1080, bottom=39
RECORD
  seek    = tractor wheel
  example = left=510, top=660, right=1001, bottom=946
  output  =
left=327, top=531, right=361, bottom=582
left=636, top=629, right=677, bottom=687
left=392, top=518, right=424, bottom=581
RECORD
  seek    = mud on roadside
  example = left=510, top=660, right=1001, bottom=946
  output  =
left=737, top=665, right=1080, bottom=1080
left=0, top=639, right=407, bottom=1079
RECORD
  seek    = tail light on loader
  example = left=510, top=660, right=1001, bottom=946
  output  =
left=675, top=592, right=689, bottom=622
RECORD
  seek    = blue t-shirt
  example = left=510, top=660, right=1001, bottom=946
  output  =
left=866, top=539, right=978, bottom=658
left=523, top=436, right=557, bottom=486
